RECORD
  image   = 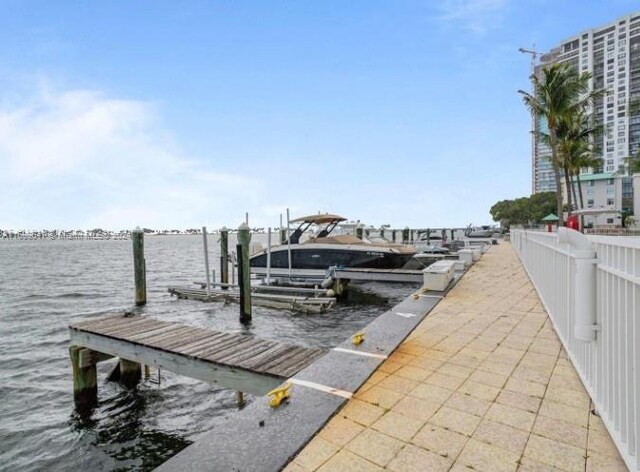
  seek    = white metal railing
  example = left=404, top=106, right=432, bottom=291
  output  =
left=511, top=229, right=639, bottom=471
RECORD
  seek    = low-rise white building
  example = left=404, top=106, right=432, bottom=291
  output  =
left=561, top=172, right=638, bottom=227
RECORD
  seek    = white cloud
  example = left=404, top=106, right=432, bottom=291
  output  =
left=438, top=0, right=508, bottom=33
left=0, top=88, right=265, bottom=229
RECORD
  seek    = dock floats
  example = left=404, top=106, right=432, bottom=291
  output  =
left=168, top=283, right=337, bottom=314
left=68, top=313, right=326, bottom=404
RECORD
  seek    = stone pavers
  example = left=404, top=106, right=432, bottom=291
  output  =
left=285, top=243, right=628, bottom=472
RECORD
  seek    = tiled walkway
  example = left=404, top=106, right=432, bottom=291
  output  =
left=285, top=243, right=628, bottom=472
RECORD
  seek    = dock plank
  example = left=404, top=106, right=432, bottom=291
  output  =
left=178, top=334, right=237, bottom=357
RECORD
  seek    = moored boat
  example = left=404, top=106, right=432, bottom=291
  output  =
left=249, top=214, right=416, bottom=278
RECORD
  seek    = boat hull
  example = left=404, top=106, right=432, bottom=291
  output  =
left=249, top=244, right=415, bottom=275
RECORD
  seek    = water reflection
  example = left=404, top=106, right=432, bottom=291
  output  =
left=71, top=386, right=191, bottom=471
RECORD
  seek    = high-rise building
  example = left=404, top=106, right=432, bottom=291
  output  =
left=532, top=12, right=640, bottom=193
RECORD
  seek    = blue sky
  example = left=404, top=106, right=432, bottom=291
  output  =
left=1, top=0, right=638, bottom=230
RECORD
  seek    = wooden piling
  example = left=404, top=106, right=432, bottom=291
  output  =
left=332, top=278, right=348, bottom=297
left=279, top=214, right=286, bottom=244
left=237, top=223, right=252, bottom=323
left=202, top=226, right=211, bottom=296
left=69, top=345, right=97, bottom=405
left=132, top=229, right=146, bottom=306
left=236, top=391, right=245, bottom=408
left=119, top=359, right=142, bottom=388
left=220, top=227, right=229, bottom=288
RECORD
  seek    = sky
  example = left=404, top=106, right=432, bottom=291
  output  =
left=1, top=0, right=638, bottom=230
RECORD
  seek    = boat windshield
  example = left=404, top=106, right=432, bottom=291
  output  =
left=288, top=218, right=342, bottom=244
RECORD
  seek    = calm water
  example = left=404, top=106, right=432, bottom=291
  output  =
left=0, top=235, right=414, bottom=471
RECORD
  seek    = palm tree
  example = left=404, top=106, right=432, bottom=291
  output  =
left=519, top=62, right=604, bottom=225
left=556, top=111, right=602, bottom=212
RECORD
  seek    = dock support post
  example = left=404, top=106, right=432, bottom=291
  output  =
left=238, top=222, right=252, bottom=323
left=69, top=346, right=97, bottom=405
left=119, top=358, right=142, bottom=388
left=332, top=278, right=348, bottom=297
left=220, top=227, right=229, bottom=288
left=132, top=228, right=146, bottom=306
left=236, top=391, right=245, bottom=408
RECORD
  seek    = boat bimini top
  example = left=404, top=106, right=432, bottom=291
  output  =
left=288, top=214, right=347, bottom=244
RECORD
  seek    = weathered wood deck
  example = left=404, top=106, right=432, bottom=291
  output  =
left=69, top=314, right=327, bottom=395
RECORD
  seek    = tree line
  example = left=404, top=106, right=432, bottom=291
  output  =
left=490, top=192, right=557, bottom=229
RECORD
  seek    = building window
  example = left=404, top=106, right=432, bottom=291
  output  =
left=607, top=218, right=614, bottom=224
left=607, top=198, right=614, bottom=205
left=587, top=199, right=594, bottom=208
left=607, top=187, right=615, bottom=194
left=608, top=178, right=614, bottom=185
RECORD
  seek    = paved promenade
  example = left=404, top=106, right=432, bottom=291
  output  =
left=285, top=243, right=627, bottom=472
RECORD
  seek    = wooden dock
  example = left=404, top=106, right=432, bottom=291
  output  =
left=168, top=286, right=336, bottom=314
left=69, top=314, right=327, bottom=398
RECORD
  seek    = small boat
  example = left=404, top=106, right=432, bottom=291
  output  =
left=249, top=214, right=417, bottom=278
left=413, top=230, right=449, bottom=254
left=465, top=224, right=495, bottom=238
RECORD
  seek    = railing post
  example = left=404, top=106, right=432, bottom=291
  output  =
left=558, top=228, right=598, bottom=342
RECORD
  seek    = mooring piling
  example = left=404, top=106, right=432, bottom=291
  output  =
left=202, top=226, right=211, bottom=296
left=286, top=208, right=292, bottom=279
left=220, top=227, right=229, bottom=288
left=279, top=214, right=286, bottom=244
left=132, top=228, right=146, bottom=306
left=237, top=222, right=252, bottom=323
left=266, top=227, right=272, bottom=285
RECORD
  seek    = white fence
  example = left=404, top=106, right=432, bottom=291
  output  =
left=512, top=229, right=639, bottom=471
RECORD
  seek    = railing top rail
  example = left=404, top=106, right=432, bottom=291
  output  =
left=514, top=229, right=640, bottom=250
left=587, top=235, right=640, bottom=249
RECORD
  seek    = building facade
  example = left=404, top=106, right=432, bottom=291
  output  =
left=532, top=11, right=640, bottom=193
left=561, top=172, right=637, bottom=226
